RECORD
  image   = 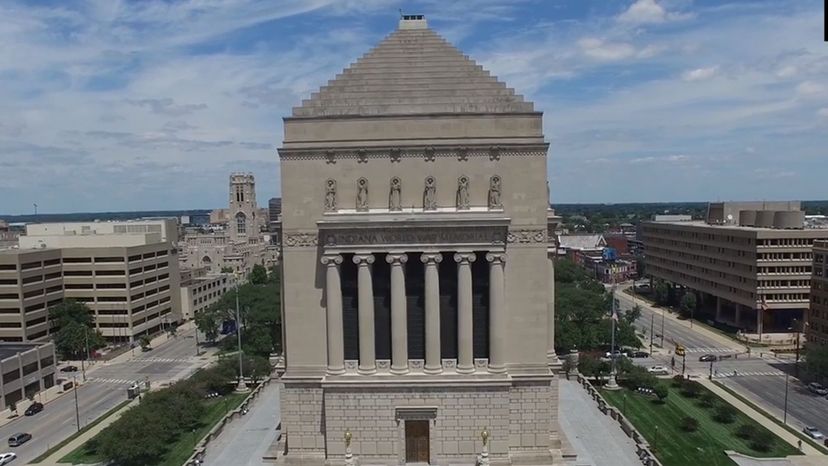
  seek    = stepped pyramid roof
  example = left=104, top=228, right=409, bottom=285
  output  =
left=291, top=16, right=535, bottom=118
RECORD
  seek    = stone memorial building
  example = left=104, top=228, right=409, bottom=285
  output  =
left=277, top=15, right=561, bottom=466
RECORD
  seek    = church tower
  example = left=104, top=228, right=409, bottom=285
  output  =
left=229, top=173, right=258, bottom=242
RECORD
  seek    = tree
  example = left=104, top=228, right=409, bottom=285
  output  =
left=804, top=344, right=828, bottom=384
left=714, top=404, right=737, bottom=423
left=680, top=380, right=702, bottom=398
left=680, top=292, right=697, bottom=319
left=49, top=300, right=105, bottom=359
left=139, top=335, right=151, bottom=350
left=220, top=266, right=234, bottom=273
left=653, top=383, right=668, bottom=403
left=749, top=429, right=774, bottom=452
left=699, top=392, right=717, bottom=409
left=736, top=424, right=759, bottom=439
left=654, top=281, right=670, bottom=305
left=249, top=264, right=268, bottom=285
left=680, top=416, right=699, bottom=432
left=623, top=305, right=642, bottom=326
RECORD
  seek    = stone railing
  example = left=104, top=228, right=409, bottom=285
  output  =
left=577, top=375, right=661, bottom=466
left=183, top=375, right=275, bottom=466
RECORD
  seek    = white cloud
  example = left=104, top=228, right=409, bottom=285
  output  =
left=630, top=154, right=689, bottom=164
left=796, top=81, right=825, bottom=96
left=578, top=37, right=636, bottom=61
left=617, top=0, right=693, bottom=25
left=776, top=65, right=797, bottom=78
left=818, top=108, right=828, bottom=118
left=681, top=66, right=719, bottom=81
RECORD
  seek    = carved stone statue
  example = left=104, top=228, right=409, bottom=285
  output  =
left=488, top=175, right=502, bottom=209
left=389, top=177, right=402, bottom=211
left=325, top=179, right=337, bottom=211
left=423, top=176, right=436, bottom=210
left=456, top=175, right=470, bottom=210
left=356, top=178, right=368, bottom=211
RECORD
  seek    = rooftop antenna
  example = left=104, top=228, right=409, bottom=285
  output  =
left=33, top=203, right=37, bottom=216
left=399, top=8, right=403, bottom=18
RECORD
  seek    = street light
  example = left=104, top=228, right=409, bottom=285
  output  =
left=234, top=273, right=249, bottom=393
left=605, top=264, right=620, bottom=390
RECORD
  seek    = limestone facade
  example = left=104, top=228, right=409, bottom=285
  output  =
left=278, top=16, right=561, bottom=466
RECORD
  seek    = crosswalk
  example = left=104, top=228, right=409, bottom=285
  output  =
left=685, top=347, right=737, bottom=353
left=90, top=377, right=136, bottom=385
left=131, top=357, right=193, bottom=363
left=713, top=370, right=785, bottom=378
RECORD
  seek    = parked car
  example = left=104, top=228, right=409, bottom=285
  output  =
left=604, top=350, right=624, bottom=359
left=59, top=365, right=78, bottom=373
left=24, top=402, right=43, bottom=416
left=632, top=351, right=650, bottom=358
left=0, top=452, right=16, bottom=465
left=647, top=366, right=669, bottom=375
left=698, top=354, right=717, bottom=362
left=807, top=382, right=828, bottom=396
left=7, top=433, right=31, bottom=448
left=803, top=426, right=825, bottom=440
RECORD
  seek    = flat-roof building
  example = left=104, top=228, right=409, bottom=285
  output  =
left=0, top=341, right=56, bottom=411
left=642, top=201, right=828, bottom=337
left=809, top=241, right=828, bottom=345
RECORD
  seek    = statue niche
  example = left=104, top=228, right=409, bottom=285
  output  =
left=389, top=177, right=402, bottom=211
left=423, top=176, right=437, bottom=211
left=488, top=175, right=502, bottom=209
left=325, top=179, right=337, bottom=211
left=456, top=175, right=470, bottom=210
left=356, top=178, right=368, bottom=211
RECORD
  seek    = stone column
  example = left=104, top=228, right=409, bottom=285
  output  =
left=547, top=251, right=559, bottom=365
left=455, top=252, right=476, bottom=374
left=353, top=253, right=376, bottom=374
left=387, top=253, right=409, bottom=374
left=486, top=252, right=506, bottom=373
left=321, top=254, right=345, bottom=375
left=421, top=252, right=443, bottom=374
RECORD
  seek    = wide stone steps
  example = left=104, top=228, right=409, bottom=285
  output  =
left=292, top=101, right=534, bottom=117
left=301, top=95, right=525, bottom=108
left=324, top=76, right=502, bottom=87
left=311, top=88, right=517, bottom=99
left=343, top=63, right=485, bottom=74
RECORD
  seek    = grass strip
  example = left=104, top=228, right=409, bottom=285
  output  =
left=713, top=381, right=828, bottom=455
left=602, top=385, right=798, bottom=466
left=30, top=398, right=133, bottom=463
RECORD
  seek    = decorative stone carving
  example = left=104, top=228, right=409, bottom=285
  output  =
left=506, top=229, right=547, bottom=244
left=442, top=359, right=457, bottom=369
left=489, top=146, right=501, bottom=161
left=377, top=360, right=391, bottom=370
left=356, top=148, right=368, bottom=164
left=320, top=254, right=343, bottom=266
left=356, top=177, right=368, bottom=211
left=389, top=177, right=402, bottom=211
left=457, top=147, right=469, bottom=161
left=389, top=148, right=401, bottom=163
left=325, top=150, right=335, bottom=164
left=324, top=226, right=506, bottom=247
left=409, top=359, right=424, bottom=370
left=488, top=175, right=502, bottom=209
left=423, top=176, right=437, bottom=210
left=456, top=175, right=470, bottom=210
left=324, top=179, right=337, bottom=211
left=344, top=360, right=358, bottom=371
left=424, top=146, right=435, bottom=162
left=284, top=233, right=318, bottom=248
left=474, top=358, right=489, bottom=369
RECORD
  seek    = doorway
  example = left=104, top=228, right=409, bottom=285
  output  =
left=405, top=419, right=430, bottom=464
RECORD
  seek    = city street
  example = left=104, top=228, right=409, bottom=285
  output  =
left=0, top=326, right=210, bottom=465
left=203, top=382, right=281, bottom=465
left=614, top=286, right=828, bottom=441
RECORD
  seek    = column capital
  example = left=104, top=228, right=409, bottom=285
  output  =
left=454, top=252, right=477, bottom=264
left=386, top=253, right=408, bottom=265
left=485, top=252, right=506, bottom=264
left=421, top=252, right=443, bottom=264
left=320, top=254, right=343, bottom=266
left=352, top=253, right=375, bottom=265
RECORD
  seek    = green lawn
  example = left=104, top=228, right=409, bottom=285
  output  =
left=59, top=393, right=248, bottom=465
left=602, top=385, right=799, bottom=466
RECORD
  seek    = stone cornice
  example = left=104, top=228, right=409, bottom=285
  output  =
left=278, top=144, right=549, bottom=162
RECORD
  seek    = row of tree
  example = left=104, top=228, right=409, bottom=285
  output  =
left=555, top=259, right=641, bottom=353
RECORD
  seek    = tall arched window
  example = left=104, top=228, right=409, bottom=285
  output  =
left=236, top=212, right=247, bottom=235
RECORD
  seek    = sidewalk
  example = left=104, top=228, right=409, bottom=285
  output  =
left=618, top=285, right=746, bottom=352
left=699, top=379, right=823, bottom=456
left=35, top=398, right=139, bottom=466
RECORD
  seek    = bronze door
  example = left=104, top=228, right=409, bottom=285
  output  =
left=405, top=420, right=430, bottom=463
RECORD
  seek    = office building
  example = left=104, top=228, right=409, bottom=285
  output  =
left=0, top=249, right=63, bottom=342
left=809, top=241, right=828, bottom=345
left=179, top=267, right=231, bottom=320
left=0, top=341, right=56, bottom=411
left=642, top=201, right=828, bottom=336
left=277, top=16, right=561, bottom=466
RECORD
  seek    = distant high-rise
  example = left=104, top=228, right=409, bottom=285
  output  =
left=268, top=197, right=281, bottom=226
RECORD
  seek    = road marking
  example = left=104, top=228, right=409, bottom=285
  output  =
left=685, top=347, right=736, bottom=353
left=132, top=357, right=194, bottom=363
left=89, top=377, right=135, bottom=385
left=713, top=371, right=785, bottom=378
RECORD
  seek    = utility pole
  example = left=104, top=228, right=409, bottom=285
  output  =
left=605, top=265, right=620, bottom=390
left=649, top=314, right=654, bottom=355
left=783, top=372, right=790, bottom=424
left=660, top=309, right=665, bottom=347
left=73, top=376, right=80, bottom=432
left=235, top=276, right=249, bottom=392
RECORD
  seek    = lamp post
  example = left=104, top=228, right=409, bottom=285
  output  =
left=649, top=314, right=654, bottom=355
left=234, top=274, right=249, bottom=393
left=783, top=371, right=790, bottom=424
left=605, top=265, right=620, bottom=390
left=660, top=308, right=665, bottom=347
left=73, top=375, right=80, bottom=433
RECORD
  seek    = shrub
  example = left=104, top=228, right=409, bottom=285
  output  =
left=672, top=375, right=684, bottom=387
left=653, top=383, right=669, bottom=403
left=680, top=416, right=700, bottom=432
left=748, top=430, right=774, bottom=452
left=699, top=392, right=717, bottom=409
left=680, top=381, right=702, bottom=398
left=713, top=404, right=737, bottom=423
left=735, top=424, right=759, bottom=439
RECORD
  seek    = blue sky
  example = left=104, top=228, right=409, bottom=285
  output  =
left=1, top=0, right=826, bottom=214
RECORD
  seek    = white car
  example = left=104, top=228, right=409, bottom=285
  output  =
left=0, top=452, right=16, bottom=465
left=647, top=366, right=669, bottom=375
left=803, top=426, right=825, bottom=440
